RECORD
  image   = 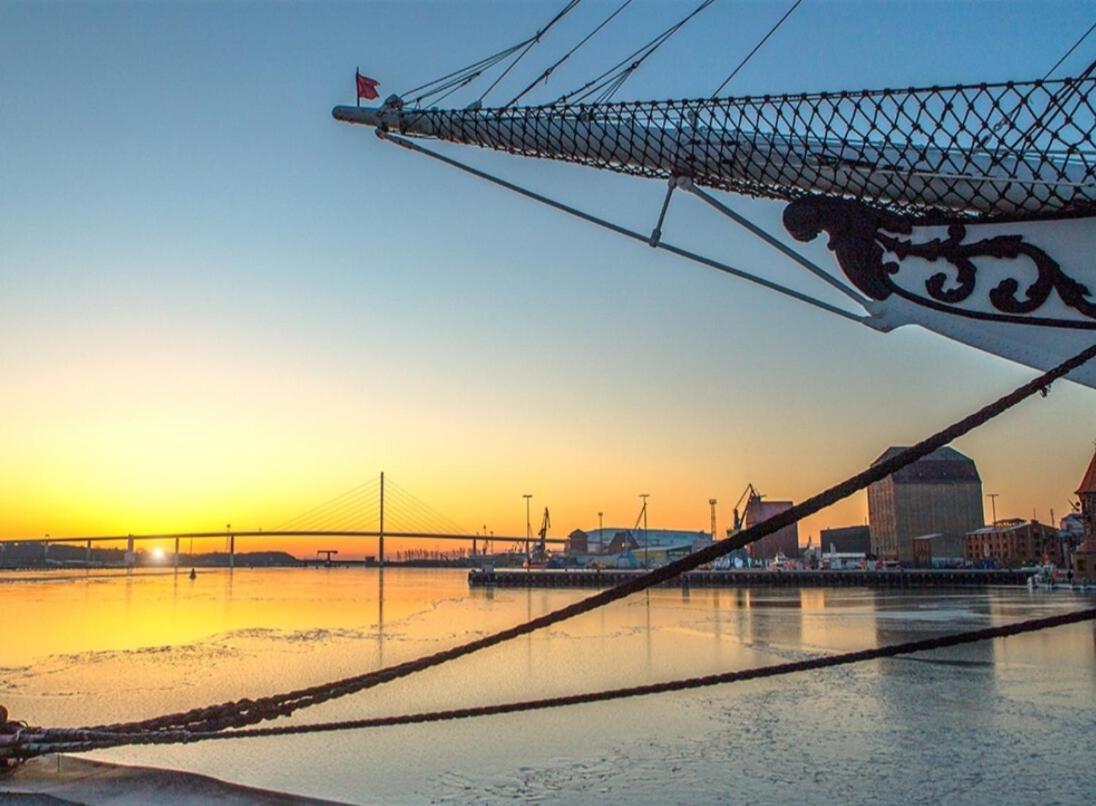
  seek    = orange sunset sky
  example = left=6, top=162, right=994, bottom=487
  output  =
left=3, top=2, right=1095, bottom=558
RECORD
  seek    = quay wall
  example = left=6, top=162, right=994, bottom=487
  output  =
left=468, top=568, right=1036, bottom=589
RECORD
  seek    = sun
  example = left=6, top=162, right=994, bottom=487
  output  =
left=151, top=547, right=166, bottom=562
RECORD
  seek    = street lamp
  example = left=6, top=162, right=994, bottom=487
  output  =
left=639, top=494, right=650, bottom=568
left=598, top=511, right=604, bottom=539
left=523, top=494, right=533, bottom=561
left=987, top=493, right=1000, bottom=526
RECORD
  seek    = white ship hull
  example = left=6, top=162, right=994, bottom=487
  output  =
left=780, top=197, right=1096, bottom=388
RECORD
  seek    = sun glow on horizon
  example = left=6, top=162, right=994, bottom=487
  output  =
left=2, top=1, right=1094, bottom=560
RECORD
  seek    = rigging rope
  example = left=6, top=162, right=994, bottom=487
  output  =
left=4, top=341, right=1091, bottom=757
left=405, top=47, right=523, bottom=107
left=405, top=0, right=582, bottom=108
left=711, top=0, right=805, bottom=97
left=380, top=134, right=870, bottom=321
left=504, top=0, right=636, bottom=108
left=967, top=22, right=1094, bottom=147
left=1042, top=20, right=1096, bottom=81
left=475, top=0, right=583, bottom=105
left=1007, top=57, right=1096, bottom=156
left=555, top=0, right=715, bottom=105
left=10, top=608, right=1092, bottom=757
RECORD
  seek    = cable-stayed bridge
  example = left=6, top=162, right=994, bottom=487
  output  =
left=0, top=473, right=563, bottom=566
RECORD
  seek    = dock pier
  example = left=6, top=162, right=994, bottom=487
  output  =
left=467, top=568, right=1037, bottom=589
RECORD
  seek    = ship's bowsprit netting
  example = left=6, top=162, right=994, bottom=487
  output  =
left=398, top=77, right=1096, bottom=221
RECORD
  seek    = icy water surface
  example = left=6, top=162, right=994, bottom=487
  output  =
left=3, top=567, right=1094, bottom=804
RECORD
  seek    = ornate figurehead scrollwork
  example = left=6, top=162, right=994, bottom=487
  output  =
left=783, top=196, right=1096, bottom=329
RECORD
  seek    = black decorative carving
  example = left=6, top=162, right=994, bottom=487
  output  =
left=783, top=196, right=1096, bottom=328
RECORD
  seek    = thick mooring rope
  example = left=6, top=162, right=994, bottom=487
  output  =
left=9, top=607, right=1093, bottom=757
left=3, top=343, right=1095, bottom=764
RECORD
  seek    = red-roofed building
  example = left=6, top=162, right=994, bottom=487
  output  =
left=1072, top=449, right=1096, bottom=581
left=1076, top=450, right=1096, bottom=498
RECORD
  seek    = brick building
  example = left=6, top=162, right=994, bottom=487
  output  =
left=867, top=446, right=984, bottom=564
left=743, top=495, right=799, bottom=561
left=911, top=533, right=968, bottom=567
left=965, top=519, right=1064, bottom=567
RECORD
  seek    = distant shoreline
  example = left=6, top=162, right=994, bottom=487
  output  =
left=0, top=555, right=522, bottom=572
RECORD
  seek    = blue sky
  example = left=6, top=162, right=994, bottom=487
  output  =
left=1, top=1, right=1095, bottom=546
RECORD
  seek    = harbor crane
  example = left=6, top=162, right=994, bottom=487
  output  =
left=731, top=484, right=763, bottom=533
left=525, top=507, right=551, bottom=568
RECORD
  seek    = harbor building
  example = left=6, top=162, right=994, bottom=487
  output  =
left=819, top=525, right=871, bottom=554
left=570, top=528, right=712, bottom=567
left=965, top=519, right=1065, bottom=567
left=867, top=446, right=983, bottom=564
left=742, top=495, right=799, bottom=561
left=564, top=530, right=588, bottom=555
left=911, top=533, right=966, bottom=567
left=1060, top=512, right=1085, bottom=540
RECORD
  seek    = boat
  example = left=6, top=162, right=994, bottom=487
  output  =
left=332, top=3, right=1096, bottom=389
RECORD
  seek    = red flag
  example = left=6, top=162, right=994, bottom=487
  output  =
left=356, top=72, right=380, bottom=101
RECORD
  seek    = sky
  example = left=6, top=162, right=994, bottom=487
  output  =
left=2, top=0, right=1095, bottom=558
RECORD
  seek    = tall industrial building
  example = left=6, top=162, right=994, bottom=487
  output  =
left=743, top=495, right=799, bottom=561
left=867, top=446, right=984, bottom=563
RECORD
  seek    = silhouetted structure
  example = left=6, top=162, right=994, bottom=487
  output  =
left=868, top=446, right=983, bottom=564
left=819, top=525, right=871, bottom=554
left=564, top=529, right=588, bottom=555
left=743, top=495, right=799, bottom=561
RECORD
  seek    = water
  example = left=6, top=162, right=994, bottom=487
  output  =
left=3, top=567, right=1094, bottom=804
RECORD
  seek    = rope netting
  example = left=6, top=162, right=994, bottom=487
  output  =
left=386, top=76, right=1096, bottom=221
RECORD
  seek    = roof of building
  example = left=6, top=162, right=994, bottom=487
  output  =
left=871, top=446, right=981, bottom=484
left=819, top=525, right=870, bottom=536
left=1076, top=449, right=1096, bottom=495
left=584, top=528, right=709, bottom=549
left=967, top=519, right=1053, bottom=536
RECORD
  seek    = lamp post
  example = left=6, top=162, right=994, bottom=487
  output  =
left=639, top=494, right=650, bottom=568
left=709, top=498, right=718, bottom=541
left=987, top=493, right=1000, bottom=526
left=523, top=494, right=533, bottom=562
left=598, top=511, right=604, bottom=543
